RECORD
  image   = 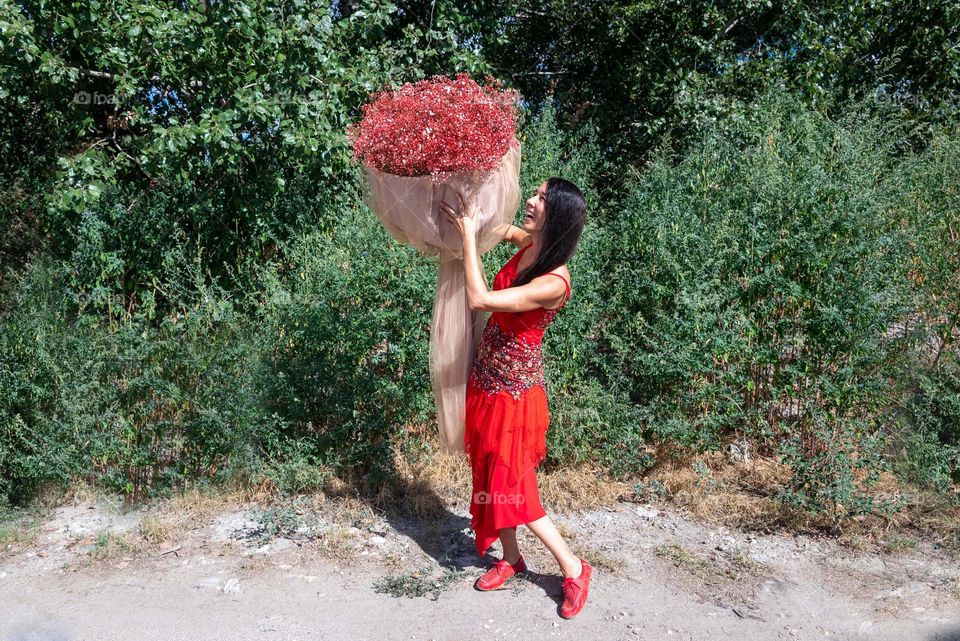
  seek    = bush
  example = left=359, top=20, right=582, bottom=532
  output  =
left=0, top=250, right=274, bottom=505
left=591, top=93, right=921, bottom=518
left=252, top=187, right=437, bottom=484
left=894, top=134, right=960, bottom=494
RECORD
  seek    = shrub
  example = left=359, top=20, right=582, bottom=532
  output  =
left=591, top=93, right=920, bottom=519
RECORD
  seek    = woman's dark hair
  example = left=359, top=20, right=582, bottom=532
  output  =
left=513, top=177, right=587, bottom=288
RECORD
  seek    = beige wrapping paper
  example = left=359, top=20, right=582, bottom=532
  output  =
left=361, top=145, right=522, bottom=454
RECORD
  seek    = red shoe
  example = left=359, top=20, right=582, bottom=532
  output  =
left=474, top=556, right=527, bottom=591
left=559, top=558, right=592, bottom=619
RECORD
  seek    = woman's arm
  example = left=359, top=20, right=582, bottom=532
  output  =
left=461, top=229, right=564, bottom=313
left=490, top=223, right=529, bottom=248
left=502, top=224, right=532, bottom=249
left=442, top=192, right=562, bottom=313
left=467, top=272, right=567, bottom=313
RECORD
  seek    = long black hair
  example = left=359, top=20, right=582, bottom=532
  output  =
left=512, top=177, right=587, bottom=288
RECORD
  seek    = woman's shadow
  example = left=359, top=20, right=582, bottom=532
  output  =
left=360, top=473, right=565, bottom=606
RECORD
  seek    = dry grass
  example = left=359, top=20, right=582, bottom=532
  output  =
left=217, top=540, right=240, bottom=556
left=311, top=524, right=360, bottom=564
left=577, top=545, right=625, bottom=573
left=38, top=478, right=100, bottom=508
left=647, top=450, right=801, bottom=529
left=554, top=519, right=578, bottom=541
left=238, top=552, right=272, bottom=575
left=655, top=543, right=714, bottom=576
left=13, top=428, right=957, bottom=567
left=538, top=463, right=633, bottom=512
left=0, top=516, right=41, bottom=554
left=655, top=541, right=765, bottom=587
left=75, top=530, right=145, bottom=566
left=372, top=436, right=633, bottom=520
left=637, top=447, right=960, bottom=553
left=138, top=513, right=177, bottom=544
left=381, top=550, right=406, bottom=570
left=133, top=486, right=253, bottom=549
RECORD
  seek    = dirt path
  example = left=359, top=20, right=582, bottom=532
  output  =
left=2, top=496, right=958, bottom=641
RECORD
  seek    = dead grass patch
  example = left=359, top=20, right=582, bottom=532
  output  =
left=578, top=545, right=625, bottom=573
left=639, top=447, right=960, bottom=553
left=239, top=553, right=272, bottom=574
left=78, top=530, right=145, bottom=566
left=134, top=486, right=253, bottom=549
left=538, top=463, right=633, bottom=512
left=377, top=436, right=634, bottom=518
left=0, top=512, right=42, bottom=555
left=655, top=542, right=764, bottom=587
left=311, top=524, right=360, bottom=565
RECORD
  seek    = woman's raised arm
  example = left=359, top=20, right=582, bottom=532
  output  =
left=501, top=224, right=531, bottom=248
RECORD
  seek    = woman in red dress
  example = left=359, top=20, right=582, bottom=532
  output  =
left=441, top=177, right=592, bottom=619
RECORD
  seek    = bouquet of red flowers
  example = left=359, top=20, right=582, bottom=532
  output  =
left=349, top=73, right=523, bottom=455
left=349, top=73, right=520, bottom=179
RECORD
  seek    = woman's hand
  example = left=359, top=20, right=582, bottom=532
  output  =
left=440, top=188, right=477, bottom=238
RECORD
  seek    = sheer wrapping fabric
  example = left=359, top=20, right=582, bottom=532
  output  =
left=361, top=145, right=522, bottom=454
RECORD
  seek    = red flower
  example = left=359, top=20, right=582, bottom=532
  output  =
left=348, top=73, right=521, bottom=180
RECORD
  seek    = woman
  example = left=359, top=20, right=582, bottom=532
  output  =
left=441, top=177, right=591, bottom=620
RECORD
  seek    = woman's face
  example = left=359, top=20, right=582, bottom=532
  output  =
left=523, top=181, right=548, bottom=232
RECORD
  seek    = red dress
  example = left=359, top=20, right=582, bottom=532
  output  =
left=464, top=243, right=571, bottom=557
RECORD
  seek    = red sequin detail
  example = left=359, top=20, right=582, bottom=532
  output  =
left=467, top=243, right=570, bottom=399
left=469, top=323, right=546, bottom=400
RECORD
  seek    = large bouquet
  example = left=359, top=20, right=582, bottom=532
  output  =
left=350, top=73, right=522, bottom=455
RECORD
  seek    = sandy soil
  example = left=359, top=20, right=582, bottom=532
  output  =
left=2, top=494, right=959, bottom=641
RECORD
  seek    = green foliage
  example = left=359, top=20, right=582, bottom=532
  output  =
left=253, top=190, right=436, bottom=483
left=633, top=479, right=667, bottom=503
left=898, top=354, right=960, bottom=493
left=476, top=0, right=960, bottom=164
left=261, top=441, right=336, bottom=496
left=0, top=253, right=275, bottom=505
left=893, top=132, right=960, bottom=495
left=593, top=93, right=925, bottom=518
left=1, top=0, right=487, bottom=302
left=1, top=1, right=959, bottom=535
left=373, top=565, right=465, bottom=600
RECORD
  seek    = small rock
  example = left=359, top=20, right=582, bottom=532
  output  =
left=258, top=615, right=281, bottom=632
left=194, top=576, right=220, bottom=590
left=222, top=577, right=241, bottom=594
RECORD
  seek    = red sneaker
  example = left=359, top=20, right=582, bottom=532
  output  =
left=474, top=556, right=527, bottom=591
left=559, top=558, right=592, bottom=618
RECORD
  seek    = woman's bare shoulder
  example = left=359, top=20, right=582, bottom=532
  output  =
left=550, top=264, right=571, bottom=282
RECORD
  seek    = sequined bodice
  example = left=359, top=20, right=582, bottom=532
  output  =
left=468, top=244, right=570, bottom=399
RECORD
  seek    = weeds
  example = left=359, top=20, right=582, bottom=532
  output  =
left=373, top=565, right=466, bottom=601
